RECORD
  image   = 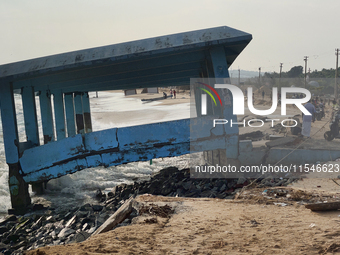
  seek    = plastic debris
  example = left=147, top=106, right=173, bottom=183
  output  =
left=273, top=202, right=287, bottom=207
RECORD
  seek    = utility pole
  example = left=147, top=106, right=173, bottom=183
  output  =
left=304, top=56, right=308, bottom=88
left=238, top=69, right=240, bottom=85
left=279, top=63, right=283, bottom=90
left=258, top=67, right=261, bottom=85
left=336, top=49, right=339, bottom=100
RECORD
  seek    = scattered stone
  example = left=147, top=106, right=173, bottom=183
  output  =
left=87, top=226, right=97, bottom=234
left=95, top=189, right=107, bottom=202
left=92, top=205, right=103, bottom=212
left=79, top=204, right=92, bottom=212
left=53, top=240, right=61, bottom=245
left=93, top=196, right=134, bottom=236
left=45, top=216, right=53, bottom=222
left=0, top=215, right=16, bottom=226
left=220, top=184, right=227, bottom=192
left=1, top=166, right=294, bottom=254
left=107, top=191, right=114, bottom=198
left=182, top=181, right=192, bottom=190
left=57, top=228, right=76, bottom=238
left=32, top=204, right=46, bottom=211
left=31, top=216, right=43, bottom=230
left=82, top=223, right=88, bottom=231
left=74, top=231, right=91, bottom=243
left=65, top=215, right=77, bottom=228
left=0, top=227, right=7, bottom=235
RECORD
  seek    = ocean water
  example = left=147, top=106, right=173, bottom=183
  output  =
left=0, top=91, right=191, bottom=217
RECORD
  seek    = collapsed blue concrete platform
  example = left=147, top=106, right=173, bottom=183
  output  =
left=0, top=26, right=252, bottom=212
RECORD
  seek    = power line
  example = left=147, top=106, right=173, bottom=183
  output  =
left=250, top=50, right=335, bottom=72
left=335, top=48, right=339, bottom=100
left=279, top=63, right=283, bottom=90
left=258, top=67, right=261, bottom=85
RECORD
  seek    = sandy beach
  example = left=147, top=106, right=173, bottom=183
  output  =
left=26, top=190, right=340, bottom=255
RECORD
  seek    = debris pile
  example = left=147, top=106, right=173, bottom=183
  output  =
left=0, top=167, right=296, bottom=254
left=139, top=204, right=174, bottom=218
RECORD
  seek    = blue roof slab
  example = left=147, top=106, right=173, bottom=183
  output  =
left=0, top=26, right=252, bottom=93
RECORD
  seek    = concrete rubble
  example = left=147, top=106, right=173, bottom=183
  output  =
left=0, top=167, right=296, bottom=255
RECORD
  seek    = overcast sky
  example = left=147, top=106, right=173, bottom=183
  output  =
left=1, top=0, right=339, bottom=73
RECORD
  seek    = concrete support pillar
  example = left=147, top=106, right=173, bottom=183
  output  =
left=22, top=86, right=40, bottom=147
left=39, top=90, right=55, bottom=144
left=74, top=92, right=85, bottom=135
left=64, top=93, right=76, bottom=137
left=33, top=89, right=54, bottom=195
left=210, top=47, right=233, bottom=120
left=209, top=47, right=230, bottom=83
left=0, top=81, right=31, bottom=214
left=82, top=92, right=92, bottom=133
left=210, top=46, right=239, bottom=159
left=53, top=90, right=66, bottom=140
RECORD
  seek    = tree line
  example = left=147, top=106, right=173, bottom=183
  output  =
left=263, top=66, right=339, bottom=79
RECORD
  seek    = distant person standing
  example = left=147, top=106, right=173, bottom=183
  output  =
left=332, top=99, right=339, bottom=111
left=170, top=89, right=173, bottom=98
left=262, top=90, right=265, bottom=100
left=301, top=100, right=316, bottom=138
left=319, top=99, right=324, bottom=109
left=173, top=90, right=176, bottom=99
